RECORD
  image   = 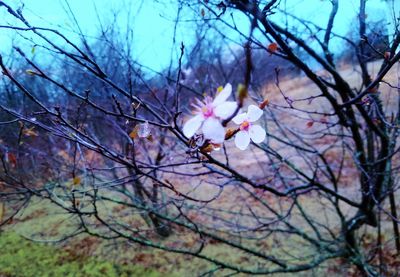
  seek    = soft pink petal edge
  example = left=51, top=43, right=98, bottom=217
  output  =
left=232, top=112, right=247, bottom=124
left=214, top=101, right=238, bottom=120
left=183, top=114, right=204, bottom=138
left=202, top=117, right=226, bottom=143
left=212, top=83, right=232, bottom=106
left=247, top=104, right=263, bottom=122
left=234, top=130, right=250, bottom=150
left=249, top=125, right=266, bottom=143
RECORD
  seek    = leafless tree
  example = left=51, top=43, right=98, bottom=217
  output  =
left=1, top=0, right=400, bottom=275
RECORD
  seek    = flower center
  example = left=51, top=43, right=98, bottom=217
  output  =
left=240, top=120, right=251, bottom=131
left=201, top=105, right=214, bottom=118
left=200, top=97, right=214, bottom=118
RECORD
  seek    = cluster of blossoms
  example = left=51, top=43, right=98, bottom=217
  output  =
left=183, top=83, right=266, bottom=150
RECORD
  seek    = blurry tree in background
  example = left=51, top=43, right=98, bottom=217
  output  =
left=1, top=0, right=400, bottom=275
left=340, top=17, right=389, bottom=64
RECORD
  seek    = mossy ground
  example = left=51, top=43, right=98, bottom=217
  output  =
left=0, top=231, right=163, bottom=277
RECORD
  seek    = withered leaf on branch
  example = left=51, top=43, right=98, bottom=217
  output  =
left=72, top=176, right=81, bottom=186
left=23, top=127, right=39, bottom=137
left=267, top=42, right=278, bottom=53
left=129, top=125, right=140, bottom=139
left=137, top=121, right=151, bottom=138
left=129, top=122, right=152, bottom=140
left=7, top=153, right=17, bottom=168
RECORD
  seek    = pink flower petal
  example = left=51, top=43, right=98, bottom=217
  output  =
left=232, top=112, right=247, bottom=124
left=249, top=125, right=266, bottom=143
left=202, top=117, right=226, bottom=143
left=212, top=83, right=232, bottom=106
left=214, top=101, right=237, bottom=120
left=247, top=104, right=263, bottom=122
left=234, top=130, right=250, bottom=150
left=183, top=114, right=204, bottom=138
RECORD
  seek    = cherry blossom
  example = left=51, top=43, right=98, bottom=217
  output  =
left=183, top=83, right=237, bottom=143
left=232, top=105, right=266, bottom=150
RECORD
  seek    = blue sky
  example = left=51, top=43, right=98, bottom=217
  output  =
left=0, top=0, right=391, bottom=71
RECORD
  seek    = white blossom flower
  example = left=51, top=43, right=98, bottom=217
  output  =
left=183, top=83, right=237, bottom=143
left=232, top=105, right=266, bottom=150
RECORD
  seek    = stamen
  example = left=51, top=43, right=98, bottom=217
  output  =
left=201, top=104, right=214, bottom=118
left=240, top=120, right=250, bottom=131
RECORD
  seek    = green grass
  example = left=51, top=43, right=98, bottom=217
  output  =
left=0, top=231, right=163, bottom=277
left=0, top=196, right=340, bottom=276
left=4, top=192, right=395, bottom=276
